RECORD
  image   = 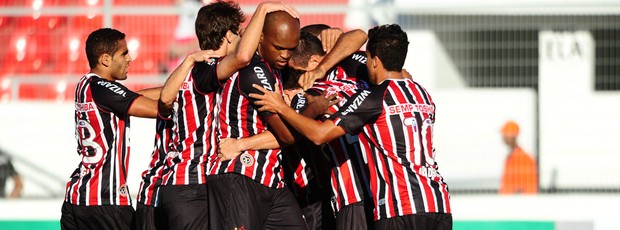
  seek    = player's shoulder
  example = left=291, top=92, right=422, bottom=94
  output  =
left=240, top=53, right=271, bottom=76
left=191, top=59, right=217, bottom=76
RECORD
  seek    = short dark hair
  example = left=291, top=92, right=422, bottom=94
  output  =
left=301, top=24, right=330, bottom=37
left=289, top=31, right=326, bottom=68
left=195, top=0, right=245, bottom=50
left=281, top=67, right=305, bottom=90
left=367, top=24, right=409, bottom=71
left=85, top=28, right=125, bottom=69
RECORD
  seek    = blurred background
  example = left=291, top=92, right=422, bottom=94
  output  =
left=0, top=0, right=619, bottom=229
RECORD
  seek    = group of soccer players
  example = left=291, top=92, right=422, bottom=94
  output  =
left=60, top=1, right=452, bottom=230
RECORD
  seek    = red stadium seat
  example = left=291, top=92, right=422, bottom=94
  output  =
left=18, top=83, right=56, bottom=100
left=114, top=15, right=177, bottom=75
left=113, top=0, right=173, bottom=5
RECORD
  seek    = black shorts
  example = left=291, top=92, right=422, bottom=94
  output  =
left=133, top=203, right=167, bottom=230
left=336, top=201, right=368, bottom=230
left=374, top=213, right=453, bottom=230
left=208, top=173, right=307, bottom=230
left=157, top=184, right=209, bottom=230
left=60, top=201, right=134, bottom=230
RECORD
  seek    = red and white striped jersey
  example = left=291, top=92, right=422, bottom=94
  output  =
left=136, top=113, right=173, bottom=206
left=302, top=78, right=371, bottom=212
left=65, top=73, right=141, bottom=206
left=210, top=53, right=285, bottom=189
left=161, top=61, right=221, bottom=186
left=331, top=79, right=451, bottom=220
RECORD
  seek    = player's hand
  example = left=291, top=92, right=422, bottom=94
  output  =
left=305, top=90, right=340, bottom=116
left=258, top=1, right=300, bottom=18
left=248, top=83, right=288, bottom=114
left=298, top=68, right=326, bottom=91
left=187, top=50, right=218, bottom=63
left=318, top=28, right=343, bottom=53
left=283, top=88, right=304, bottom=106
left=217, top=138, right=243, bottom=161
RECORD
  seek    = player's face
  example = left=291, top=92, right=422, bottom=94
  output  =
left=260, top=29, right=299, bottom=69
left=109, top=39, right=132, bottom=81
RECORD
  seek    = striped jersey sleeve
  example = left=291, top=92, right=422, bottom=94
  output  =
left=330, top=79, right=451, bottom=220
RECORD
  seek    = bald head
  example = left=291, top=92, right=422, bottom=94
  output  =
left=259, top=11, right=300, bottom=69
left=264, top=11, right=300, bottom=36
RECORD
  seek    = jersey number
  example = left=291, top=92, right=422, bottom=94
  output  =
left=76, top=120, right=104, bottom=165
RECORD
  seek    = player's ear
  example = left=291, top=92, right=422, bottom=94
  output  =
left=225, top=30, right=235, bottom=44
left=100, top=53, right=111, bottom=67
left=308, top=55, right=321, bottom=69
left=372, top=55, right=380, bottom=69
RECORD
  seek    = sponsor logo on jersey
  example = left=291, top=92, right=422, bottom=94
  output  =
left=96, top=81, right=127, bottom=97
left=181, top=81, right=192, bottom=91
left=254, top=66, right=273, bottom=92
left=75, top=102, right=96, bottom=112
left=351, top=53, right=367, bottom=64
left=293, top=93, right=306, bottom=111
left=418, top=166, right=438, bottom=178
left=387, top=103, right=435, bottom=115
left=341, top=90, right=371, bottom=116
left=240, top=153, right=254, bottom=166
left=403, top=117, right=417, bottom=130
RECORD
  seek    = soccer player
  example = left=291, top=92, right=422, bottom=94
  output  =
left=250, top=24, right=453, bottom=230
left=208, top=10, right=308, bottom=230
left=151, top=1, right=299, bottom=229
left=287, top=30, right=374, bottom=230
left=61, top=28, right=160, bottom=230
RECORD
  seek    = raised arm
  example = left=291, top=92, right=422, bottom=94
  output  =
left=298, top=29, right=368, bottom=90
left=216, top=2, right=299, bottom=80
left=158, top=50, right=218, bottom=113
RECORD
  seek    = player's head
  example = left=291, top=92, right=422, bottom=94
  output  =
left=86, top=28, right=131, bottom=81
left=259, top=11, right=300, bottom=69
left=195, top=0, right=245, bottom=51
left=288, top=31, right=326, bottom=71
left=501, top=120, right=520, bottom=147
left=366, top=24, right=409, bottom=72
left=301, top=24, right=330, bottom=37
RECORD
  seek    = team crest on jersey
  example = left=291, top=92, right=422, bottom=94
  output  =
left=240, top=153, right=254, bottom=166
left=119, top=184, right=129, bottom=197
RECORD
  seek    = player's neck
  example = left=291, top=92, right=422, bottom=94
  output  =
left=90, top=68, right=114, bottom=81
left=375, top=70, right=403, bottom=84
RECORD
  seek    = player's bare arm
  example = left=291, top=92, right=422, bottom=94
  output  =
left=298, top=29, right=368, bottom=90
left=158, top=50, right=218, bottom=113
left=136, top=86, right=163, bottom=100
left=127, top=96, right=158, bottom=118
left=216, top=1, right=299, bottom=80
left=218, top=131, right=279, bottom=160
left=250, top=83, right=345, bottom=145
